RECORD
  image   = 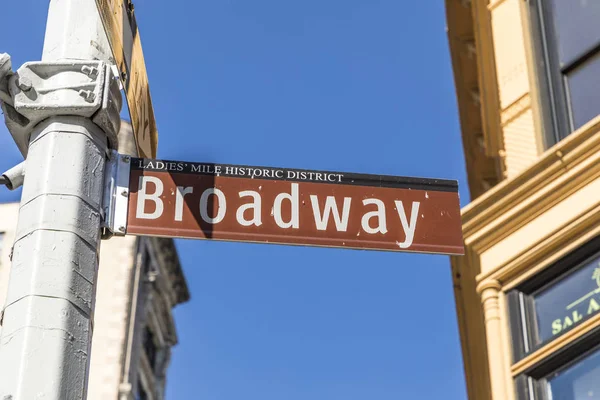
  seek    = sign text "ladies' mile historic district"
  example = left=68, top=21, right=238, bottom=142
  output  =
left=125, top=159, right=464, bottom=255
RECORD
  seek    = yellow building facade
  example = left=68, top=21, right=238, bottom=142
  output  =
left=447, top=0, right=600, bottom=399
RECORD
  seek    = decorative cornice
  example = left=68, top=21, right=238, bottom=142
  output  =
left=467, top=142, right=600, bottom=252
left=446, top=0, right=503, bottom=199
left=477, top=279, right=502, bottom=295
left=472, top=0, right=504, bottom=158
left=501, top=93, right=531, bottom=126
left=487, top=0, right=510, bottom=12
left=151, top=237, right=190, bottom=305
left=461, top=116, right=600, bottom=242
left=479, top=280, right=502, bottom=324
left=118, top=383, right=134, bottom=400
left=149, top=291, right=179, bottom=346
left=477, top=203, right=600, bottom=287
left=511, top=313, right=600, bottom=376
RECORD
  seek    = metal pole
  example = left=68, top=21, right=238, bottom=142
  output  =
left=0, top=1, right=118, bottom=398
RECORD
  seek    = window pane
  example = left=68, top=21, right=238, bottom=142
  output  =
left=533, top=254, right=600, bottom=343
left=547, top=347, right=600, bottom=400
left=566, top=50, right=600, bottom=129
left=142, top=327, right=158, bottom=370
left=549, top=0, right=600, bottom=67
left=136, top=381, right=149, bottom=400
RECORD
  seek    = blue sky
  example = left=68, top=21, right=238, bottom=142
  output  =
left=1, top=1, right=470, bottom=399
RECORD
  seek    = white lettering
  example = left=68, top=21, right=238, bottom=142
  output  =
left=236, top=190, right=262, bottom=227
left=136, top=176, right=164, bottom=220
left=273, top=183, right=299, bottom=229
left=200, top=188, right=227, bottom=224
left=395, top=201, right=420, bottom=248
left=175, top=186, right=193, bottom=221
left=310, top=196, right=351, bottom=231
left=361, top=199, right=387, bottom=234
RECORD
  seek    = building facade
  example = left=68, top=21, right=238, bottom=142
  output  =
left=446, top=1, right=600, bottom=399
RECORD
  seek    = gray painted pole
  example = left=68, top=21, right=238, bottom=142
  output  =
left=0, top=1, right=118, bottom=398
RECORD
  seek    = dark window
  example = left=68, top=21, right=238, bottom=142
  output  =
left=142, top=247, right=158, bottom=284
left=515, top=342, right=600, bottom=400
left=508, top=237, right=600, bottom=361
left=142, top=327, right=158, bottom=370
left=534, top=254, right=600, bottom=342
left=143, top=249, right=152, bottom=275
left=529, top=0, right=600, bottom=144
left=547, top=347, right=600, bottom=400
left=135, top=380, right=149, bottom=400
left=510, top=237, right=600, bottom=400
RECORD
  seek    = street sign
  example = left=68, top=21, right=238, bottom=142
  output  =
left=123, top=158, right=464, bottom=255
left=95, top=0, right=158, bottom=158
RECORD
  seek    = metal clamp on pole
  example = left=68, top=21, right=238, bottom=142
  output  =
left=2, top=60, right=121, bottom=157
left=102, top=151, right=131, bottom=238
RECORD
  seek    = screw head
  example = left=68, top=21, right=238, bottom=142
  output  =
left=17, top=76, right=32, bottom=91
left=118, top=226, right=126, bottom=233
left=121, top=190, right=128, bottom=197
left=81, top=65, right=98, bottom=77
left=78, top=90, right=96, bottom=103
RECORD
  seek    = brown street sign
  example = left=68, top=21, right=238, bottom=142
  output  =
left=124, top=159, right=464, bottom=255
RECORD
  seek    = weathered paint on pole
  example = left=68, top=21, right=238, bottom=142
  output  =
left=126, top=159, right=464, bottom=255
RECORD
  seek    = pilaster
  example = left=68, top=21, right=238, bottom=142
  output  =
left=477, top=279, right=510, bottom=400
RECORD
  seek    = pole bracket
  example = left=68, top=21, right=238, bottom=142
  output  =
left=1, top=60, right=122, bottom=157
left=101, top=151, right=131, bottom=239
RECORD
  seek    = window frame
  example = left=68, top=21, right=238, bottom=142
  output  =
left=515, top=332, right=600, bottom=400
left=135, top=373, right=152, bottom=400
left=134, top=238, right=174, bottom=400
left=528, top=0, right=570, bottom=147
left=142, top=326, right=158, bottom=371
left=528, top=0, right=600, bottom=146
left=508, top=236, right=600, bottom=361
